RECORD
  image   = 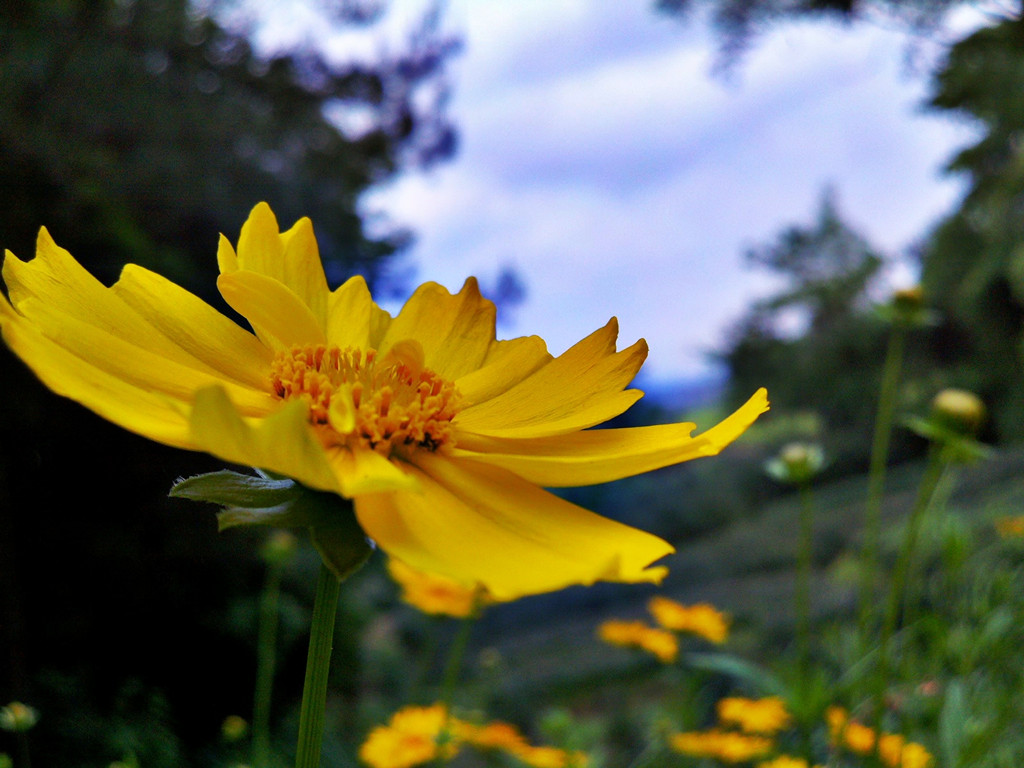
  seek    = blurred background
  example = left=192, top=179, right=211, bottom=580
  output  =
left=3, top=0, right=1024, bottom=764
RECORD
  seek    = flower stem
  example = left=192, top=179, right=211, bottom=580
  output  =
left=872, top=444, right=947, bottom=734
left=294, top=562, right=341, bottom=768
left=795, top=480, right=815, bottom=756
left=857, top=323, right=906, bottom=659
left=253, top=559, right=284, bottom=767
left=434, top=594, right=483, bottom=767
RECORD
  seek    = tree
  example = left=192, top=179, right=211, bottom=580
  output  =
left=655, top=0, right=982, bottom=67
left=921, top=13, right=1024, bottom=440
left=720, top=189, right=895, bottom=466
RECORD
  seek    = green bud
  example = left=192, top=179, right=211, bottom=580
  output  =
left=0, top=702, right=38, bottom=732
left=221, top=714, right=249, bottom=742
left=261, top=530, right=298, bottom=566
left=765, top=442, right=825, bottom=484
left=877, top=285, right=936, bottom=327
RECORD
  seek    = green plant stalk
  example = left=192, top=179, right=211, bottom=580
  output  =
left=294, top=563, right=342, bottom=768
left=857, top=323, right=907, bottom=658
left=253, top=560, right=284, bottom=767
left=795, top=481, right=815, bottom=759
left=872, top=444, right=947, bottom=736
left=434, top=596, right=483, bottom=767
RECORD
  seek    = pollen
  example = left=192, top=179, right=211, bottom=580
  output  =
left=269, top=343, right=461, bottom=455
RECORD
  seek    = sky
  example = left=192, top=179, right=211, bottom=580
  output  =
left=254, top=1, right=990, bottom=383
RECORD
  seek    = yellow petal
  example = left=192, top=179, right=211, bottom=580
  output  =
left=0, top=299, right=192, bottom=447
left=225, top=203, right=329, bottom=328
left=189, top=386, right=340, bottom=493
left=380, top=278, right=496, bottom=380
left=279, top=216, right=329, bottom=327
left=454, top=335, right=552, bottom=406
left=454, top=319, right=647, bottom=438
left=325, top=275, right=380, bottom=350
left=218, top=270, right=326, bottom=350
left=354, top=453, right=673, bottom=600
left=112, top=264, right=273, bottom=390
left=5, top=231, right=231, bottom=373
left=455, top=388, right=770, bottom=486
left=327, top=446, right=421, bottom=496
left=13, top=296, right=274, bottom=414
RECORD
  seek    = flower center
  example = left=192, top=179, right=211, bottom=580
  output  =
left=269, top=342, right=461, bottom=455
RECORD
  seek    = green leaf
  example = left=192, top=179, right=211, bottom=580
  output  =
left=683, top=652, right=784, bottom=696
left=170, top=470, right=298, bottom=508
left=939, top=678, right=967, bottom=768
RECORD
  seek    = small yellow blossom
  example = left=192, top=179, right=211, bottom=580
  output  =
left=0, top=203, right=769, bottom=600
left=597, top=619, right=678, bottom=663
left=463, top=720, right=531, bottom=753
left=358, top=704, right=456, bottom=768
left=514, top=745, right=588, bottom=768
left=897, top=742, right=934, bottom=768
left=387, top=557, right=491, bottom=617
left=670, top=729, right=773, bottom=763
left=757, top=757, right=820, bottom=768
left=647, top=597, right=729, bottom=643
left=717, top=696, right=792, bottom=735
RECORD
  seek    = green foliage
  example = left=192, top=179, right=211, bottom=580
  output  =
left=922, top=15, right=1024, bottom=441
left=0, top=0, right=457, bottom=294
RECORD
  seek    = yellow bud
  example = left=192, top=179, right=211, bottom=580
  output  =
left=931, top=389, right=985, bottom=436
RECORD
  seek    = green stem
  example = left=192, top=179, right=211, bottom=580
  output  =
left=872, top=445, right=947, bottom=735
left=253, top=560, right=284, bottom=767
left=795, top=481, right=815, bottom=759
left=294, top=563, right=342, bottom=768
left=434, top=596, right=482, bottom=767
left=857, top=324, right=906, bottom=661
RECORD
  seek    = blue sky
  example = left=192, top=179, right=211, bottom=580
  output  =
left=256, top=1, right=988, bottom=383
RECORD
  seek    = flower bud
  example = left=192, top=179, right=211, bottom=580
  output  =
left=879, top=284, right=935, bottom=327
left=261, top=530, right=298, bottom=566
left=765, top=442, right=825, bottom=485
left=0, top=702, right=38, bottom=732
left=221, top=714, right=249, bottom=742
left=931, top=389, right=985, bottom=436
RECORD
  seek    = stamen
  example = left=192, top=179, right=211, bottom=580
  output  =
left=269, top=344, right=461, bottom=455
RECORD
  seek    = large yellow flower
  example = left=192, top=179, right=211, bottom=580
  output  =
left=0, top=203, right=768, bottom=599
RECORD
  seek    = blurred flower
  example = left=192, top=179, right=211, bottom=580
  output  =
left=261, top=530, right=298, bottom=566
left=995, top=515, right=1024, bottom=538
left=0, top=701, right=38, bottom=732
left=716, top=696, right=792, bottom=735
left=597, top=619, right=678, bottom=663
left=221, top=714, right=248, bottom=742
left=757, top=757, right=819, bottom=768
left=361, top=706, right=587, bottom=768
left=647, top=596, right=730, bottom=644
left=765, top=442, right=825, bottom=485
left=825, top=706, right=932, bottom=768
left=930, top=389, right=985, bottom=436
left=878, top=285, right=935, bottom=328
left=0, top=203, right=769, bottom=599
left=670, top=729, right=773, bottom=763
left=387, top=557, right=491, bottom=617
left=359, top=704, right=456, bottom=768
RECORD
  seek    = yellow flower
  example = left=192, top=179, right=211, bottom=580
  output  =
left=597, top=619, right=679, bottom=663
left=514, top=745, right=588, bottom=768
left=757, top=757, right=819, bottom=768
left=462, top=720, right=531, bottom=753
left=716, top=696, right=792, bottom=735
left=669, top=729, right=773, bottom=763
left=0, top=203, right=768, bottom=599
left=358, top=704, right=456, bottom=768
left=897, top=742, right=934, bottom=768
left=647, top=596, right=730, bottom=643
left=387, top=557, right=491, bottom=617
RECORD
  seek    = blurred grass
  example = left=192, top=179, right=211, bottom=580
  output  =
left=468, top=446, right=1024, bottom=707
